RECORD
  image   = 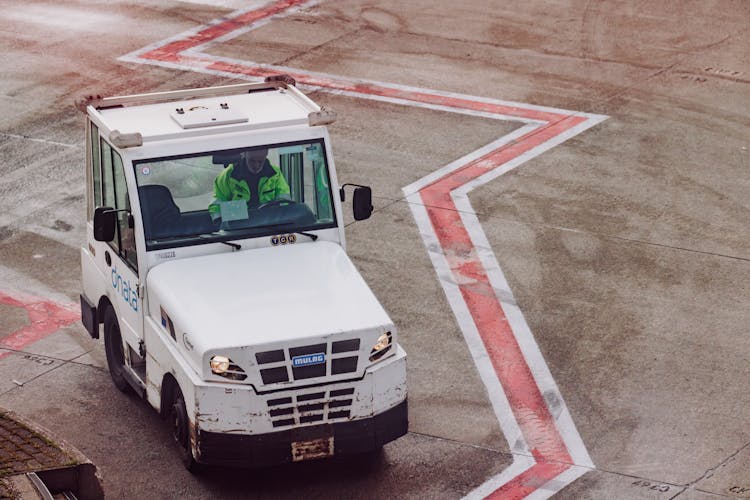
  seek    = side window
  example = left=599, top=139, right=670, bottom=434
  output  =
left=278, top=142, right=332, bottom=221
left=305, top=144, right=332, bottom=221
left=91, top=123, right=102, bottom=210
left=101, top=139, right=138, bottom=272
left=314, top=160, right=331, bottom=221
left=86, top=122, right=103, bottom=220
left=280, top=151, right=303, bottom=202
left=101, top=140, right=117, bottom=252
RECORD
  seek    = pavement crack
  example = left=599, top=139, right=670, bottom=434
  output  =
left=273, top=25, right=361, bottom=68
left=592, top=24, right=746, bottom=109
left=407, top=429, right=507, bottom=454
left=686, top=34, right=732, bottom=54
left=597, top=61, right=679, bottom=107
left=671, top=68, right=750, bottom=85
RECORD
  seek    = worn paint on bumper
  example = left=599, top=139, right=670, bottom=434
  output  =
left=189, top=346, right=407, bottom=464
left=196, top=399, right=407, bottom=467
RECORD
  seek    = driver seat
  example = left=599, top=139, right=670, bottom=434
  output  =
left=138, top=185, right=181, bottom=239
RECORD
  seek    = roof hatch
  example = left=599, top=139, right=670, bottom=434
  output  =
left=170, top=102, right=248, bottom=129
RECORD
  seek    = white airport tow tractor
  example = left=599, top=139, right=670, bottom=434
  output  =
left=76, top=76, right=407, bottom=469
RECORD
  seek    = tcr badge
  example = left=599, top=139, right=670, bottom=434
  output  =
left=271, top=234, right=297, bottom=246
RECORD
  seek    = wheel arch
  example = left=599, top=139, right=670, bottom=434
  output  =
left=97, top=295, right=113, bottom=325
left=160, top=372, right=181, bottom=418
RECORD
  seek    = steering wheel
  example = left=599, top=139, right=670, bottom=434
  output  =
left=257, top=198, right=295, bottom=210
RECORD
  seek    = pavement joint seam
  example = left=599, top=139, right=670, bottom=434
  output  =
left=0, top=360, right=68, bottom=399
left=670, top=440, right=750, bottom=499
left=410, top=429, right=707, bottom=497
left=343, top=197, right=402, bottom=228
left=0, top=132, right=78, bottom=149
left=398, top=29, right=688, bottom=73
left=377, top=418, right=741, bottom=500
left=687, top=489, right=737, bottom=499
left=0, top=347, right=105, bottom=374
left=367, top=194, right=750, bottom=263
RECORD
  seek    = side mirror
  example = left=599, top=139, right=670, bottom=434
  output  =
left=93, top=207, right=117, bottom=242
left=352, top=186, right=373, bottom=221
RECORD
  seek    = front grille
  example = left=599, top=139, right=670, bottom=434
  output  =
left=332, top=356, right=358, bottom=374
left=267, top=387, right=355, bottom=428
left=256, top=339, right=361, bottom=385
left=259, top=366, right=288, bottom=384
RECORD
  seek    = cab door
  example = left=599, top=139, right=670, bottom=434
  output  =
left=97, top=137, right=145, bottom=381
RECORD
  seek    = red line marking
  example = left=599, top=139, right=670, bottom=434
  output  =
left=140, top=0, right=310, bottom=62
left=0, top=291, right=79, bottom=361
left=488, top=460, right=570, bottom=499
left=137, top=6, right=571, bottom=123
left=421, top=116, right=588, bottom=200
left=418, top=118, right=586, bottom=496
left=143, top=46, right=571, bottom=123
left=211, top=63, right=570, bottom=122
left=129, top=4, right=599, bottom=496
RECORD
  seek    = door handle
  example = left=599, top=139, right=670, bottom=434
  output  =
left=105, top=250, right=112, bottom=267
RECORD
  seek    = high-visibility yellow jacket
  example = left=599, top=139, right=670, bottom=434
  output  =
left=209, top=161, right=290, bottom=218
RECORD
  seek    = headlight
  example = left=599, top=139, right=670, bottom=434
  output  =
left=369, top=332, right=393, bottom=362
left=210, top=355, right=230, bottom=374
left=209, top=355, right=247, bottom=380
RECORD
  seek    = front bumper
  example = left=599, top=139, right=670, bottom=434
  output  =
left=194, top=345, right=406, bottom=434
left=196, top=399, right=407, bottom=467
left=189, top=345, right=407, bottom=466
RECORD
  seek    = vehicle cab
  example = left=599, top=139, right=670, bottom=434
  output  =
left=77, top=77, right=408, bottom=469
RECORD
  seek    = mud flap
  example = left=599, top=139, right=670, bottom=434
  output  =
left=80, top=294, right=98, bottom=339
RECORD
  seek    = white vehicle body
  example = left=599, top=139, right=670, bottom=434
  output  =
left=78, top=79, right=407, bottom=468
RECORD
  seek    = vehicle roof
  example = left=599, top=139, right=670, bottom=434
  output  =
left=88, top=85, right=321, bottom=145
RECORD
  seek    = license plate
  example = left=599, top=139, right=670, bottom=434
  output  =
left=291, top=436, right=334, bottom=462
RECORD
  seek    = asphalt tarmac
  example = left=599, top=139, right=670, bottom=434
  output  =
left=0, top=0, right=749, bottom=498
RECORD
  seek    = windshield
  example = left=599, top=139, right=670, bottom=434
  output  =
left=134, top=140, right=335, bottom=250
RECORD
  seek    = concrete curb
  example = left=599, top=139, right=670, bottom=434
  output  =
left=0, top=408, right=104, bottom=499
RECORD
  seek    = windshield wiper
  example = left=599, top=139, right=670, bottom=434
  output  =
left=219, top=240, right=242, bottom=250
left=198, top=234, right=241, bottom=251
left=295, top=231, right=318, bottom=241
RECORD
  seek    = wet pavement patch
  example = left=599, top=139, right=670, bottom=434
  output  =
left=0, top=231, right=80, bottom=294
left=0, top=305, right=27, bottom=339
left=51, top=220, right=73, bottom=232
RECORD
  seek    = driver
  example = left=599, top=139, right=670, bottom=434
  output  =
left=209, top=147, right=290, bottom=220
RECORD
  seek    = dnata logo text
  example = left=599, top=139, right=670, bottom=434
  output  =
left=292, top=353, right=325, bottom=367
left=112, top=267, right=138, bottom=312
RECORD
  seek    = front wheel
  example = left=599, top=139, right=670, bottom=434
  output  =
left=170, top=390, right=200, bottom=472
left=103, top=306, right=130, bottom=393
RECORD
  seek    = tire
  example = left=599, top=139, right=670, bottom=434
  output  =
left=103, top=306, right=130, bottom=393
left=170, top=390, right=200, bottom=472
